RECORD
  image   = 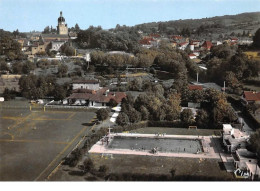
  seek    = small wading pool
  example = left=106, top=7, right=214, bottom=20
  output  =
left=108, top=136, right=203, bottom=154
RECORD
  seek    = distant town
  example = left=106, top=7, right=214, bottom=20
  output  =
left=0, top=10, right=260, bottom=181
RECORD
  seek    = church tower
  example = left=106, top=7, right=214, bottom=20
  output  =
left=57, top=11, right=68, bottom=35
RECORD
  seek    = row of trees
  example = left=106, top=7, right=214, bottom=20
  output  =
left=205, top=44, right=259, bottom=93
left=116, top=86, right=237, bottom=128
left=89, top=45, right=199, bottom=84
left=0, top=60, right=35, bottom=74
left=75, top=26, right=141, bottom=52
left=18, top=74, right=67, bottom=100
left=0, top=29, right=24, bottom=60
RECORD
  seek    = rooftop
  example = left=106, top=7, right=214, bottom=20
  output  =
left=243, top=91, right=260, bottom=102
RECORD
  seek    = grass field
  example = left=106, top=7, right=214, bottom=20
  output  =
left=49, top=153, right=234, bottom=181
left=129, top=127, right=222, bottom=136
left=0, top=100, right=96, bottom=181
left=244, top=51, right=260, bottom=61
left=243, top=84, right=260, bottom=92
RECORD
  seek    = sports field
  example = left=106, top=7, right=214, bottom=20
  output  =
left=0, top=101, right=96, bottom=181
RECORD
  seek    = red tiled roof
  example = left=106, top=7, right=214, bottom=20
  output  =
left=188, top=85, right=203, bottom=90
left=149, top=33, right=161, bottom=38
left=171, top=35, right=182, bottom=40
left=139, top=38, right=154, bottom=45
left=189, top=53, right=196, bottom=57
left=243, top=91, right=260, bottom=102
left=68, top=88, right=126, bottom=104
left=179, top=42, right=188, bottom=46
left=202, top=41, right=212, bottom=49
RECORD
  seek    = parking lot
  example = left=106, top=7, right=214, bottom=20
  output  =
left=0, top=102, right=96, bottom=181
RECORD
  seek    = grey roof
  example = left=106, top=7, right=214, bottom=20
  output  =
left=237, top=149, right=257, bottom=159
left=41, top=34, right=69, bottom=38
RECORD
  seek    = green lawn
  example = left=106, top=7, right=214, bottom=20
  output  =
left=129, top=127, right=222, bottom=136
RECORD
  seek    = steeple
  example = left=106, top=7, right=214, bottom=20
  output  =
left=57, top=11, right=68, bottom=35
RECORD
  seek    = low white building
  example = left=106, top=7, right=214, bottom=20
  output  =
left=50, top=41, right=66, bottom=52
left=222, top=124, right=249, bottom=153
left=233, top=149, right=260, bottom=180
left=72, top=79, right=100, bottom=91
left=63, top=88, right=126, bottom=108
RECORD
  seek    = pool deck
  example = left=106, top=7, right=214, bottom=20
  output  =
left=89, top=133, right=221, bottom=159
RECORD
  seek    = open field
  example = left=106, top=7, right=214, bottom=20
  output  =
left=130, top=127, right=222, bottom=136
left=90, top=154, right=235, bottom=180
left=0, top=100, right=96, bottom=181
left=243, top=84, right=260, bottom=92
left=49, top=153, right=235, bottom=181
left=244, top=51, right=260, bottom=61
left=49, top=127, right=231, bottom=181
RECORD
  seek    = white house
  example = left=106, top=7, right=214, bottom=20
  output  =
left=189, top=53, right=197, bottom=59
left=72, top=79, right=100, bottom=91
left=233, top=149, right=260, bottom=180
left=222, top=124, right=249, bottom=153
left=178, top=42, right=189, bottom=50
left=63, top=88, right=126, bottom=108
left=50, top=41, right=66, bottom=52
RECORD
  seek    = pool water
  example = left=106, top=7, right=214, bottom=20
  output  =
left=108, top=136, right=203, bottom=154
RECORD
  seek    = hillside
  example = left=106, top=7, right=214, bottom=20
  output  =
left=135, top=12, right=260, bottom=38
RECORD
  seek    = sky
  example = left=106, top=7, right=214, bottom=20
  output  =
left=0, top=0, right=260, bottom=32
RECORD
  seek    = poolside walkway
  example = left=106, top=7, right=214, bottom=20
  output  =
left=89, top=133, right=221, bottom=159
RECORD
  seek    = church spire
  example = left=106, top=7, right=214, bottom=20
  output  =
left=60, top=11, right=62, bottom=17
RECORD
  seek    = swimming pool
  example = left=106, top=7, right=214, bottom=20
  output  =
left=108, top=136, right=203, bottom=154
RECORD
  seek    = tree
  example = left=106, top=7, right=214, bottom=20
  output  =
left=116, top=112, right=129, bottom=126
left=43, top=26, right=50, bottom=34
left=225, top=71, right=240, bottom=92
left=127, top=107, right=141, bottom=123
left=140, top=106, right=149, bottom=120
left=253, top=28, right=260, bottom=48
left=75, top=23, right=80, bottom=33
left=99, top=165, right=109, bottom=173
left=180, top=109, right=194, bottom=126
left=96, top=108, right=109, bottom=122
left=108, top=99, right=118, bottom=107
left=83, top=158, right=94, bottom=173
left=128, top=78, right=143, bottom=91
left=249, top=129, right=260, bottom=160
left=22, top=61, right=35, bottom=74
left=12, top=62, right=23, bottom=74
left=53, top=84, right=66, bottom=101
left=58, top=64, right=68, bottom=77
left=0, top=61, right=9, bottom=71
left=195, top=109, right=209, bottom=129
left=3, top=88, right=16, bottom=100
left=165, top=92, right=182, bottom=120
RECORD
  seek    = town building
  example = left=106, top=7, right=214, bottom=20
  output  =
left=57, top=11, right=68, bottom=35
left=63, top=87, right=126, bottom=107
left=201, top=41, right=213, bottom=51
left=241, top=91, right=260, bottom=105
left=222, top=124, right=249, bottom=153
left=72, top=79, right=101, bottom=91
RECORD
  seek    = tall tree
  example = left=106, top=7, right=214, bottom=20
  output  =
left=253, top=28, right=260, bottom=48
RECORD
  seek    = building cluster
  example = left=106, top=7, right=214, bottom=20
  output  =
left=62, top=79, right=126, bottom=108
left=138, top=33, right=253, bottom=60
left=15, top=12, right=77, bottom=59
left=222, top=124, right=260, bottom=179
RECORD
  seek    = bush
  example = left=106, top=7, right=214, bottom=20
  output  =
left=3, top=88, right=16, bottom=100
left=96, top=108, right=109, bottom=122
left=62, top=148, right=82, bottom=167
left=147, top=120, right=182, bottom=127
left=83, top=158, right=94, bottom=173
